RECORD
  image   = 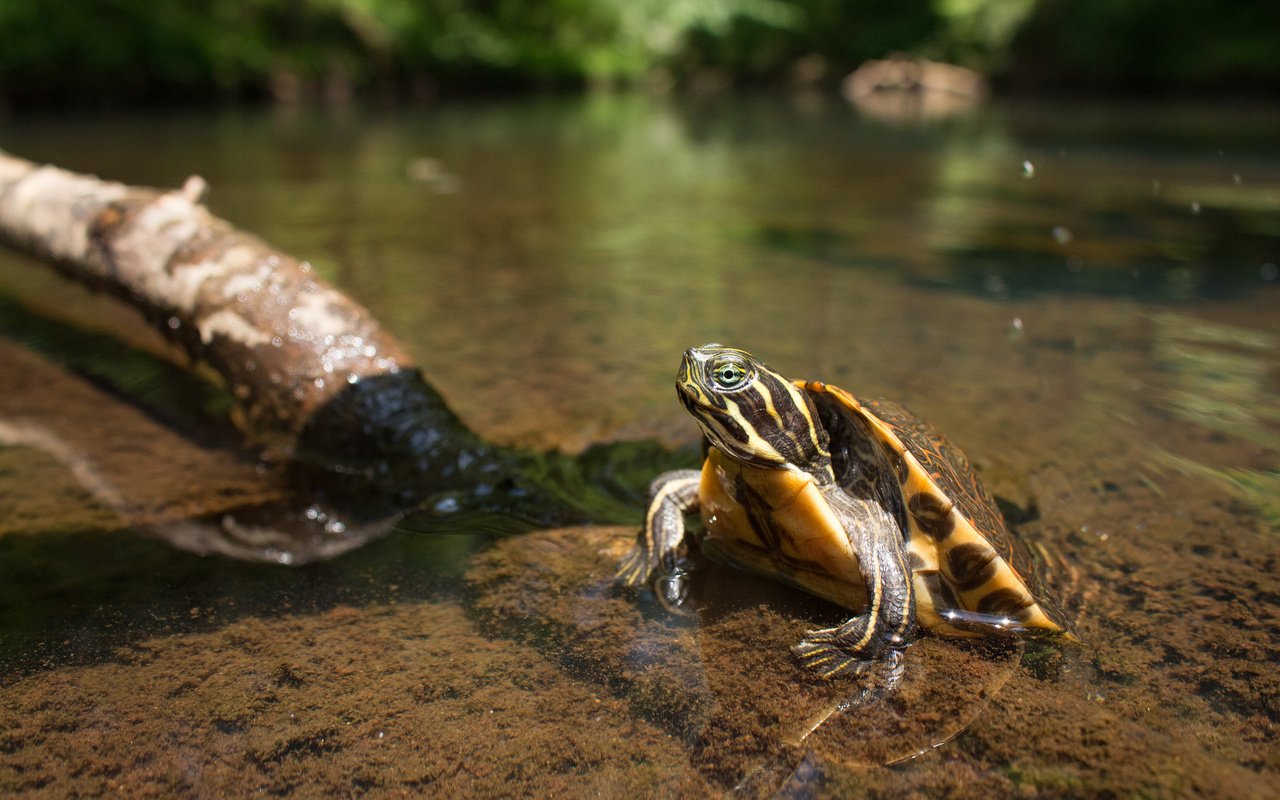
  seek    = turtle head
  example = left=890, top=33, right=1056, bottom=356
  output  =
left=677, top=344, right=830, bottom=471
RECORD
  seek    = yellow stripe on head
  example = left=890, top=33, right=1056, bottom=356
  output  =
left=678, top=345, right=831, bottom=474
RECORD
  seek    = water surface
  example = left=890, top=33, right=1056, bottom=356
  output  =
left=0, top=95, right=1276, bottom=796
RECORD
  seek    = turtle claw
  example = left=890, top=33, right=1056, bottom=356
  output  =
left=652, top=561, right=696, bottom=616
left=794, top=637, right=906, bottom=693
left=614, top=545, right=652, bottom=588
left=792, top=638, right=877, bottom=679
left=615, top=546, right=697, bottom=617
left=793, top=614, right=904, bottom=680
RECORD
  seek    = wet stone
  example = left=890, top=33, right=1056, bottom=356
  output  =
left=466, top=526, right=1277, bottom=797
left=466, top=526, right=1026, bottom=789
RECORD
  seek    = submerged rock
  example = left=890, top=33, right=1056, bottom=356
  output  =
left=467, top=526, right=1274, bottom=797
left=466, top=526, right=1023, bottom=788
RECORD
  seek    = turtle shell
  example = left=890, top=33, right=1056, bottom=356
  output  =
left=800, top=380, right=1070, bottom=638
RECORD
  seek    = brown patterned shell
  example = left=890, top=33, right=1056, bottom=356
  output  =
left=860, top=398, right=1033, bottom=578
left=800, top=381, right=1070, bottom=638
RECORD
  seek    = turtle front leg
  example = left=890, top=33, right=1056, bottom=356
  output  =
left=616, top=469, right=702, bottom=600
left=793, top=537, right=917, bottom=678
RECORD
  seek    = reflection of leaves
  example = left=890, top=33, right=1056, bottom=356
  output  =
left=934, top=248, right=1268, bottom=302
left=1149, top=313, right=1280, bottom=530
left=748, top=210, right=1275, bottom=301
left=1153, top=312, right=1280, bottom=449
left=752, top=224, right=856, bottom=265
left=1153, top=450, right=1280, bottom=532
left=747, top=223, right=901, bottom=273
left=0, top=291, right=237, bottom=438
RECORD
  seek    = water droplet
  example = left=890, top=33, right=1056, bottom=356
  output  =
left=1052, top=226, right=1073, bottom=245
left=1190, top=202, right=1201, bottom=215
left=325, top=519, right=346, bottom=535
left=1233, top=173, right=1243, bottom=185
left=346, top=373, right=359, bottom=384
left=271, top=336, right=283, bottom=347
left=313, top=378, right=325, bottom=389
left=1021, top=160, right=1035, bottom=178
left=167, top=317, right=181, bottom=330
left=1262, top=263, right=1278, bottom=281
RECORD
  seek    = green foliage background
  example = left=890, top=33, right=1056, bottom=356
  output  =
left=0, top=0, right=1276, bottom=105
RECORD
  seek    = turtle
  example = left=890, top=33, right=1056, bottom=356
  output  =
left=617, top=344, right=1071, bottom=678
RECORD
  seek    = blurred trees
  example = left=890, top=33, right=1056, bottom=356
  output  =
left=1009, top=0, right=1280, bottom=93
left=0, top=0, right=1275, bottom=107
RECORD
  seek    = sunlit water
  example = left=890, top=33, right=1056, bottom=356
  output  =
left=0, top=95, right=1276, bottom=796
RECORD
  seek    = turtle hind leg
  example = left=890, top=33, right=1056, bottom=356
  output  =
left=615, top=469, right=702, bottom=589
left=794, top=536, right=917, bottom=678
left=792, top=614, right=887, bottom=678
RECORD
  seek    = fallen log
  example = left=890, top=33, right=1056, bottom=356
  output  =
left=1, top=150, right=412, bottom=441
left=0, top=149, right=486, bottom=511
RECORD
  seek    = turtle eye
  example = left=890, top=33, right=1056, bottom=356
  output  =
left=709, top=357, right=751, bottom=391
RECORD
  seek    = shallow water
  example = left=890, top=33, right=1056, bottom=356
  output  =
left=0, top=95, right=1277, bottom=796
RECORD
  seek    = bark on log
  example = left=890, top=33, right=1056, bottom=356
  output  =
left=0, top=149, right=481, bottom=510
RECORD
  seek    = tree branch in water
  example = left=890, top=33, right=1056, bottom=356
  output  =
left=0, top=149, right=489, bottom=511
